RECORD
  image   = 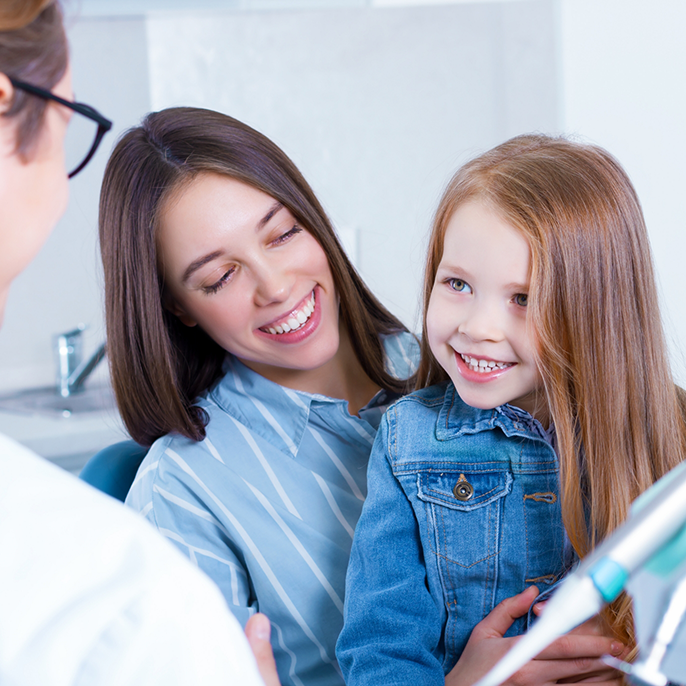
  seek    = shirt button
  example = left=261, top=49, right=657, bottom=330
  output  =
left=453, top=476, right=474, bottom=501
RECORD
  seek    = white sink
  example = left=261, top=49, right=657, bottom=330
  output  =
left=0, top=384, right=127, bottom=474
left=0, top=384, right=116, bottom=418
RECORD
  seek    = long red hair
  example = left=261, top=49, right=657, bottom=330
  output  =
left=417, top=134, right=686, bottom=646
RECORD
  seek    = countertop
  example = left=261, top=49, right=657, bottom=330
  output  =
left=0, top=402, right=128, bottom=474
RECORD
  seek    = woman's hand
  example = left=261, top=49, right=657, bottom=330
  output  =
left=445, top=586, right=627, bottom=686
left=244, top=613, right=281, bottom=686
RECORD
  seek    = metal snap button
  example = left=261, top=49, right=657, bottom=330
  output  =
left=453, top=474, right=474, bottom=501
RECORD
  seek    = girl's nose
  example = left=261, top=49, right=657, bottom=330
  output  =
left=458, top=302, right=504, bottom=342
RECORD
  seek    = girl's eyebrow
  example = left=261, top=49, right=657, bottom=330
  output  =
left=505, top=282, right=529, bottom=292
left=437, top=262, right=472, bottom=278
left=437, top=264, right=529, bottom=292
left=181, top=202, right=285, bottom=284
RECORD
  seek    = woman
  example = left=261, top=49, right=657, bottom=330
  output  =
left=99, top=107, right=418, bottom=686
left=0, top=3, right=273, bottom=684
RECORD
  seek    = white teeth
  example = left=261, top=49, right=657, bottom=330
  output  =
left=262, top=291, right=316, bottom=335
left=460, top=353, right=513, bottom=373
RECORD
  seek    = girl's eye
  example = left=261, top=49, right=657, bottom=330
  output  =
left=514, top=293, right=528, bottom=307
left=272, top=224, right=302, bottom=246
left=202, top=267, right=235, bottom=295
left=448, top=278, right=472, bottom=293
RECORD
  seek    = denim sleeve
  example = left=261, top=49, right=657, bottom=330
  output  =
left=336, top=413, right=445, bottom=686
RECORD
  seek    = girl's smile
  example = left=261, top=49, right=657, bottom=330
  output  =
left=426, top=200, right=546, bottom=421
left=455, top=352, right=514, bottom=379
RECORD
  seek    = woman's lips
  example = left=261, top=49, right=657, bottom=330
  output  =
left=455, top=351, right=515, bottom=382
left=259, top=290, right=315, bottom=334
left=256, top=287, right=322, bottom=344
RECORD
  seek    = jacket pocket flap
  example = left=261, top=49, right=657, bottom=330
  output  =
left=417, top=470, right=512, bottom=511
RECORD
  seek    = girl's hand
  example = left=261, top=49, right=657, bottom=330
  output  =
left=444, top=586, right=627, bottom=686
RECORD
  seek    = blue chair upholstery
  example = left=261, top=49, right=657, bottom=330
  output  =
left=79, top=440, right=149, bottom=502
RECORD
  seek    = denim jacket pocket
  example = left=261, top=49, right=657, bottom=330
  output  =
left=417, top=470, right=513, bottom=568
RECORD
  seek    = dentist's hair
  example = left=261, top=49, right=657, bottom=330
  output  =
left=100, top=107, right=410, bottom=447
left=0, top=0, right=67, bottom=153
left=417, top=133, right=686, bottom=647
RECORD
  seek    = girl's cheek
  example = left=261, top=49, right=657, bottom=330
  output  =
left=425, top=296, right=447, bottom=358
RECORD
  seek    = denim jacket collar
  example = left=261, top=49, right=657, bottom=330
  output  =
left=436, top=383, right=549, bottom=442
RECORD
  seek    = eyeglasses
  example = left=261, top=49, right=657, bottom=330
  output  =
left=9, top=77, right=113, bottom=178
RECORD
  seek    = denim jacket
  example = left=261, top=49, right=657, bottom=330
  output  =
left=336, top=382, right=567, bottom=686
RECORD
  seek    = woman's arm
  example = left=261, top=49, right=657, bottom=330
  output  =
left=126, top=441, right=256, bottom=624
left=336, top=417, right=445, bottom=686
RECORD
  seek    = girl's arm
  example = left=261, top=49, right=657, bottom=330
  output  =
left=445, top=587, right=628, bottom=686
left=336, top=416, right=446, bottom=686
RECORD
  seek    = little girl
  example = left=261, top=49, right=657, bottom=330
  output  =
left=336, top=134, right=686, bottom=685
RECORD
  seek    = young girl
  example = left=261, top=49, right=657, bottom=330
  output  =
left=336, top=134, right=686, bottom=685
left=99, top=107, right=417, bottom=686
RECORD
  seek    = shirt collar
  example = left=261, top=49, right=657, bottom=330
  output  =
left=208, top=355, right=395, bottom=458
left=436, top=382, right=550, bottom=442
left=208, top=356, right=313, bottom=458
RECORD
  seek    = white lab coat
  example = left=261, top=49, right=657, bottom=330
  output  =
left=0, top=432, right=264, bottom=686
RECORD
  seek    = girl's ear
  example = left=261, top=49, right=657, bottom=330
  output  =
left=0, top=74, right=15, bottom=115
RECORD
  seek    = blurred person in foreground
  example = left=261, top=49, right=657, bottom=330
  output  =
left=0, top=2, right=278, bottom=684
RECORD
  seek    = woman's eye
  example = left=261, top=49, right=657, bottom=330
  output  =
left=272, top=224, right=302, bottom=246
left=448, top=278, right=471, bottom=293
left=514, top=293, right=528, bottom=307
left=202, top=267, right=235, bottom=294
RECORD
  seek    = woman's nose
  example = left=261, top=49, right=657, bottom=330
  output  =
left=252, top=264, right=293, bottom=307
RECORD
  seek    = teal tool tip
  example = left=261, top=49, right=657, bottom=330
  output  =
left=588, top=558, right=629, bottom=602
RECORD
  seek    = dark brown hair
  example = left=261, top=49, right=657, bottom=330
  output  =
left=0, top=0, right=68, bottom=153
left=100, top=107, right=409, bottom=447
left=417, top=134, right=686, bottom=647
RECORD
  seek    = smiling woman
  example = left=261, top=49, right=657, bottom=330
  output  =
left=99, top=106, right=418, bottom=686
left=157, top=174, right=348, bottom=397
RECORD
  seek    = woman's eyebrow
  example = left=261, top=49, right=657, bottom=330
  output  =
left=181, top=202, right=285, bottom=284
left=258, top=201, right=284, bottom=230
left=182, top=250, right=223, bottom=284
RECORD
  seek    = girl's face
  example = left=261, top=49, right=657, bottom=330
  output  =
left=426, top=200, right=546, bottom=422
left=157, top=172, right=342, bottom=382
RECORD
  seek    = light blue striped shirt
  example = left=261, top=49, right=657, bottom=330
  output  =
left=126, top=332, right=418, bottom=686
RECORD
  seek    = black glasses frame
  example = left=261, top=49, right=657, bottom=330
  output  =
left=9, top=77, right=113, bottom=178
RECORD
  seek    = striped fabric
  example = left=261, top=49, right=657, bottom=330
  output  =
left=126, top=332, right=418, bottom=686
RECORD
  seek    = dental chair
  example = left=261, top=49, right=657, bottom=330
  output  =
left=79, top=440, right=148, bottom=502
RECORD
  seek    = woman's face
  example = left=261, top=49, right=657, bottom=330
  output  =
left=0, top=65, right=72, bottom=321
left=157, top=172, right=342, bottom=382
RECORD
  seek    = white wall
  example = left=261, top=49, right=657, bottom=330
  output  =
left=147, top=0, right=558, bottom=329
left=5, top=0, right=685, bottom=395
left=559, top=0, right=686, bottom=383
